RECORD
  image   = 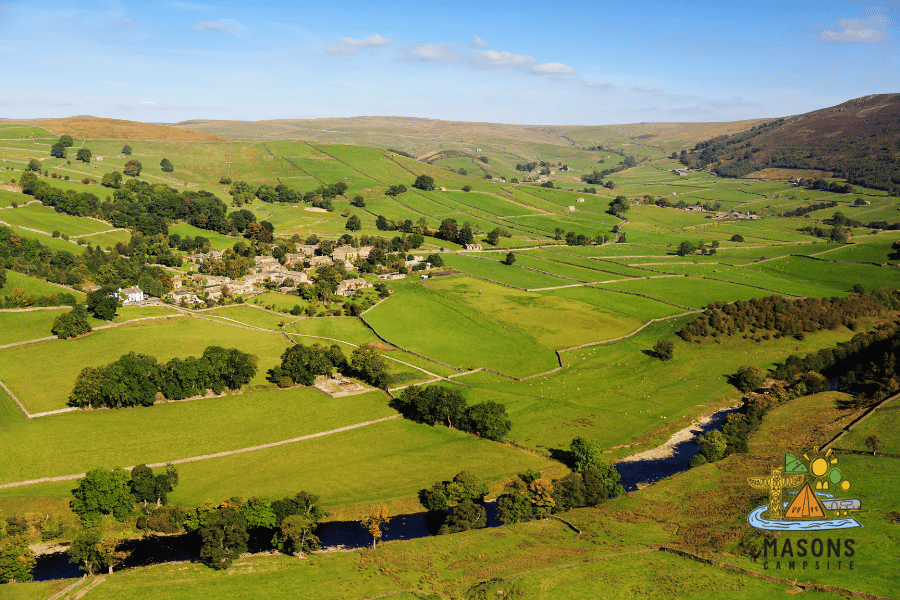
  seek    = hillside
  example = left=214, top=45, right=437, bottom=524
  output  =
left=173, top=116, right=769, bottom=161
left=680, top=94, right=900, bottom=193
left=14, top=117, right=232, bottom=143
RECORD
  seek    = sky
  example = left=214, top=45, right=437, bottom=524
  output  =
left=0, top=0, right=897, bottom=125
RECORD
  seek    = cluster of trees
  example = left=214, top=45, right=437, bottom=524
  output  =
left=246, top=180, right=346, bottom=210
left=608, top=196, right=630, bottom=217
left=71, top=465, right=179, bottom=525
left=49, top=134, right=75, bottom=159
left=771, top=319, right=900, bottom=406
left=268, top=343, right=390, bottom=389
left=1, top=226, right=174, bottom=301
left=682, top=121, right=900, bottom=194
left=385, top=183, right=407, bottom=197
left=798, top=224, right=851, bottom=243
left=51, top=305, right=92, bottom=339
left=675, top=239, right=719, bottom=256
left=485, top=227, right=511, bottom=245
left=497, top=437, right=623, bottom=523
left=20, top=173, right=230, bottom=238
left=413, top=174, right=435, bottom=191
left=68, top=466, right=325, bottom=572
left=394, top=384, right=512, bottom=441
left=188, top=492, right=325, bottom=569
left=267, top=342, right=348, bottom=387
left=782, top=200, right=838, bottom=218
left=676, top=291, right=900, bottom=343
left=678, top=119, right=784, bottom=171
left=68, top=346, right=258, bottom=408
left=436, top=218, right=475, bottom=245
left=580, top=156, right=637, bottom=186
left=419, top=471, right=489, bottom=535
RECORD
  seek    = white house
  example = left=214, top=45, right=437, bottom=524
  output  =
left=119, top=286, right=144, bottom=304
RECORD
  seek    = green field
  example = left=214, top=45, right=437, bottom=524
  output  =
left=424, top=275, right=647, bottom=349
left=364, top=280, right=559, bottom=377
left=441, top=253, right=572, bottom=289
left=0, top=270, right=84, bottom=301
left=0, top=316, right=291, bottom=413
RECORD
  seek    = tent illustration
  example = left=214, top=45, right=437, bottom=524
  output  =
left=784, top=482, right=827, bottom=518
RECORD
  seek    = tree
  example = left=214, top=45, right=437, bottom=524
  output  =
left=653, top=339, right=674, bottom=362
left=26, top=158, right=41, bottom=171
left=199, top=506, right=249, bottom=569
left=865, top=434, right=883, bottom=456
left=696, top=429, right=727, bottom=462
left=101, top=170, right=123, bottom=188
left=734, top=365, right=766, bottom=392
left=426, top=253, right=443, bottom=268
left=0, top=538, right=34, bottom=583
left=462, top=184, right=472, bottom=192
left=503, top=252, right=516, bottom=265
left=131, top=463, right=178, bottom=505
left=70, top=468, right=135, bottom=524
left=351, top=344, right=389, bottom=388
left=351, top=195, right=366, bottom=207
left=121, top=145, right=132, bottom=155
left=52, top=305, right=92, bottom=339
left=570, top=437, right=604, bottom=473
left=676, top=240, right=697, bottom=256
left=160, top=158, right=174, bottom=173
left=59, top=135, right=74, bottom=147
left=730, top=234, right=745, bottom=242
left=50, top=142, right=67, bottom=158
left=465, top=401, right=511, bottom=441
left=346, top=214, right=361, bottom=231
left=76, top=148, right=92, bottom=163
left=413, top=174, right=435, bottom=191
left=124, top=159, right=142, bottom=177
left=360, top=504, right=388, bottom=549
left=68, top=531, right=103, bottom=574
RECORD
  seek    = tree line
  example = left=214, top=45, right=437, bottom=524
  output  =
left=394, top=384, right=512, bottom=441
left=0, top=226, right=174, bottom=303
left=676, top=290, right=900, bottom=343
left=68, top=346, right=258, bottom=408
left=66, top=465, right=326, bottom=573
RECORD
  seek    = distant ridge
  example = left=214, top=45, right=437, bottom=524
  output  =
left=16, top=116, right=232, bottom=142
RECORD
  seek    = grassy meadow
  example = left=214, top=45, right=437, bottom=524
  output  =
left=2, top=117, right=900, bottom=598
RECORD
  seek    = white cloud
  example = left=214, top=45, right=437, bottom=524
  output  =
left=470, top=35, right=489, bottom=48
left=585, top=81, right=616, bottom=91
left=632, top=85, right=661, bottom=93
left=815, top=7, right=893, bottom=43
left=471, top=50, right=535, bottom=70
left=531, top=62, right=574, bottom=74
left=398, top=42, right=460, bottom=63
left=325, top=34, right=394, bottom=55
left=192, top=19, right=247, bottom=38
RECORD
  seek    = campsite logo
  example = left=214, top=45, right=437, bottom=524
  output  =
left=747, top=449, right=864, bottom=531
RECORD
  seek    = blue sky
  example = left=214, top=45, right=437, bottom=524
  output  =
left=0, top=0, right=896, bottom=125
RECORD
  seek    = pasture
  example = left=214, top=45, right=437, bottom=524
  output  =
left=363, top=279, right=559, bottom=377
left=0, top=270, right=84, bottom=300
left=0, top=316, right=292, bottom=413
left=424, top=275, right=646, bottom=349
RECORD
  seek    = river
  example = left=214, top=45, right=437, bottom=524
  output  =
left=29, top=404, right=738, bottom=581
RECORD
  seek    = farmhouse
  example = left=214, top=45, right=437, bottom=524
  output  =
left=464, top=243, right=483, bottom=251
left=332, top=245, right=373, bottom=262
left=170, top=289, right=201, bottom=304
left=224, top=280, right=255, bottom=295
left=379, top=272, right=406, bottom=280
left=254, top=256, right=280, bottom=269
left=118, top=286, right=144, bottom=304
left=336, top=278, right=372, bottom=296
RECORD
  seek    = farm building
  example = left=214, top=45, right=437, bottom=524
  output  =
left=119, top=286, right=144, bottom=304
